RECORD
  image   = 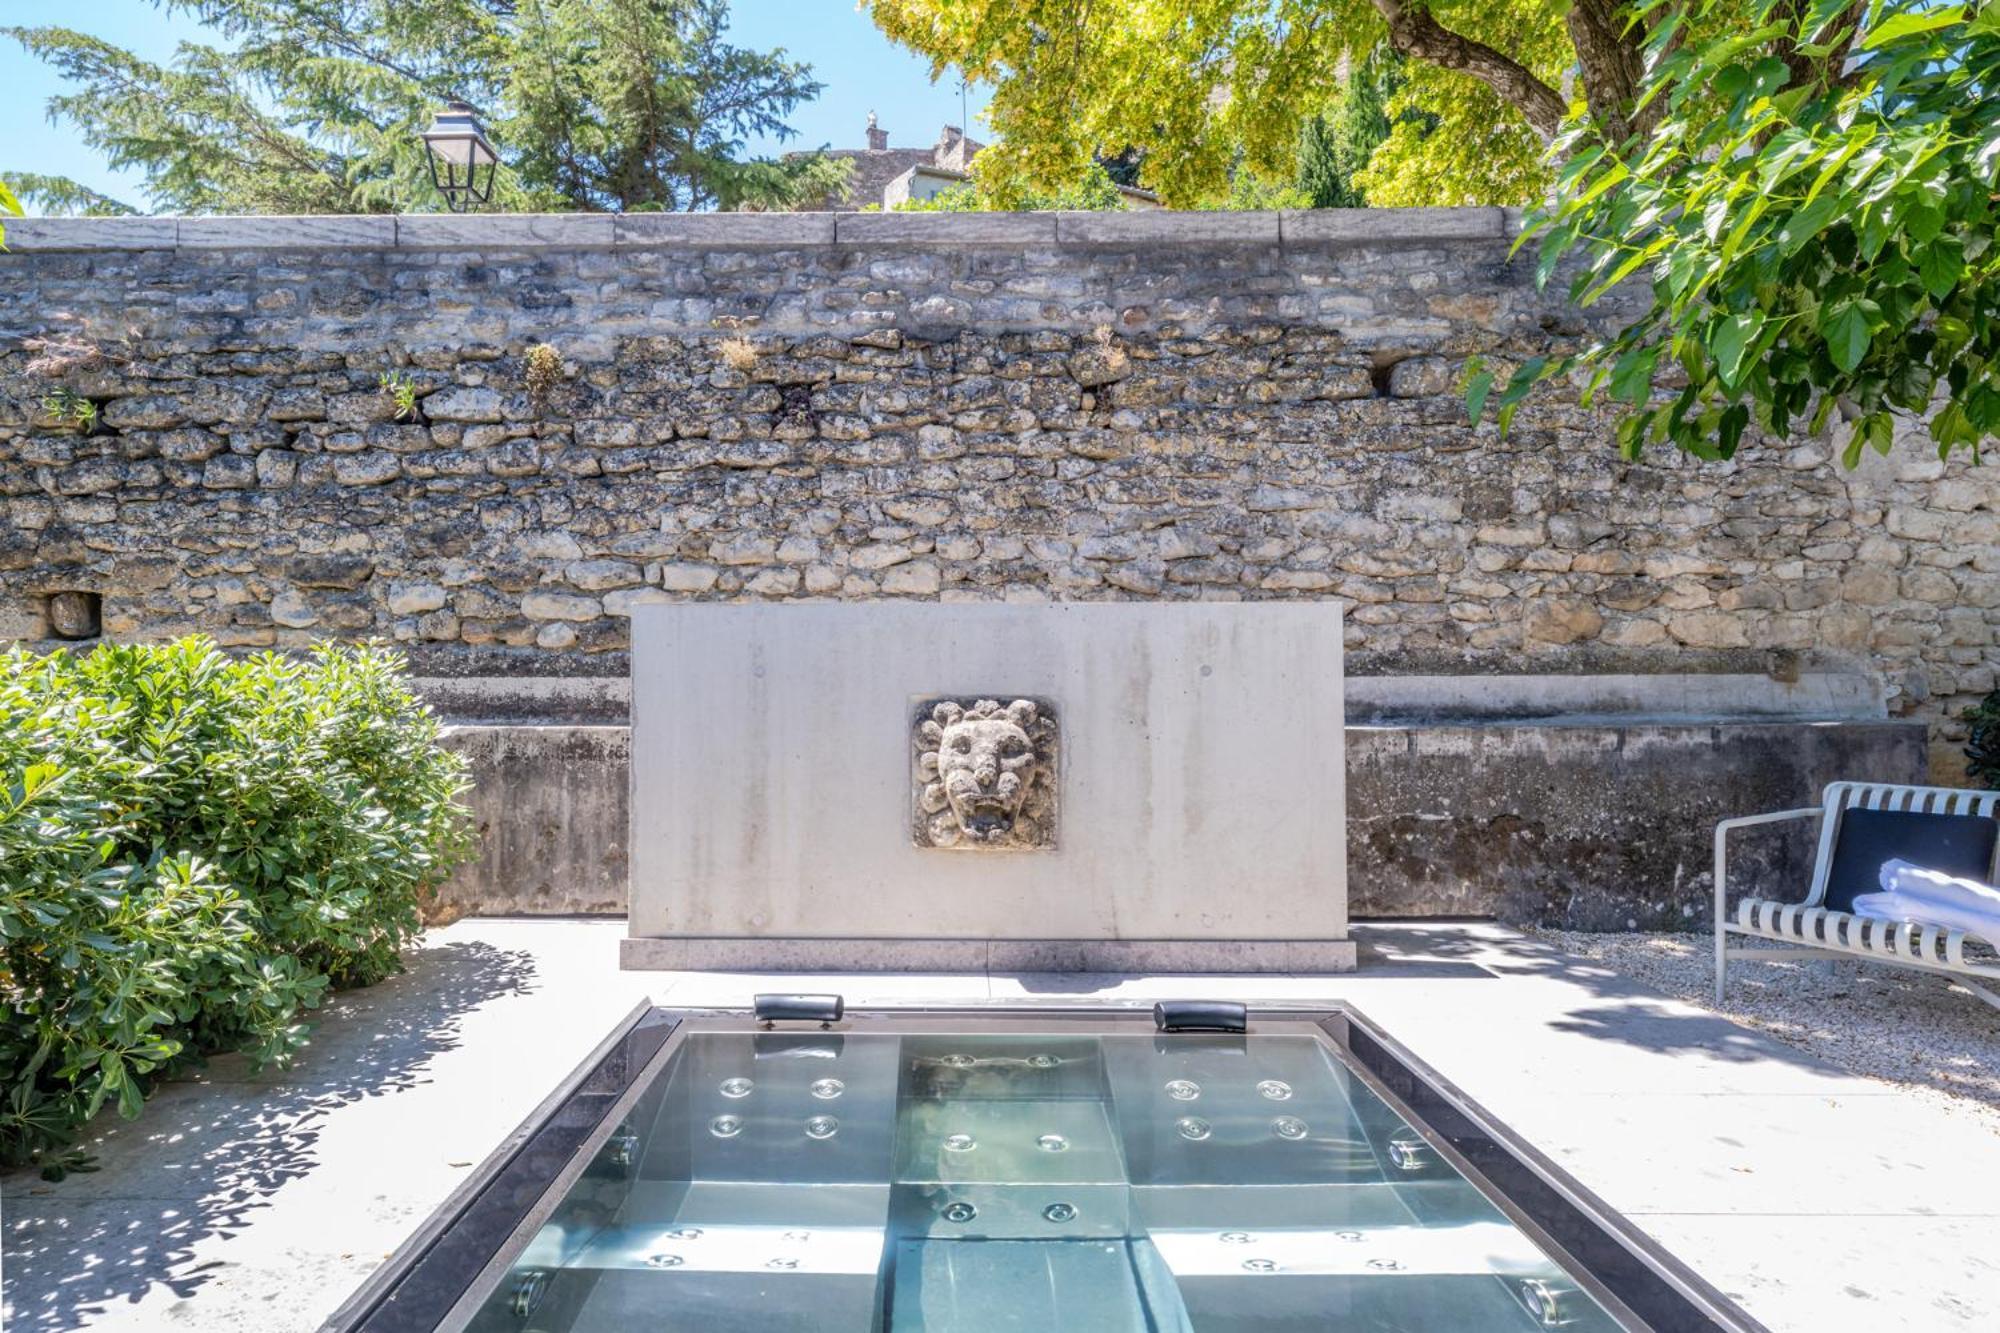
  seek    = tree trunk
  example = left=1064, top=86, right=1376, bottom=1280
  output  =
left=1370, top=0, right=1658, bottom=145
left=1565, top=0, right=1648, bottom=141
left=1370, top=0, right=1568, bottom=139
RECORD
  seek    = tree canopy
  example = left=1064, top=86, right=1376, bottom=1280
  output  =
left=860, top=0, right=1604, bottom=207
left=1473, top=0, right=2000, bottom=466
left=7, top=0, right=848, bottom=215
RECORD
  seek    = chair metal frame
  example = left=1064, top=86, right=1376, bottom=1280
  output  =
left=1714, top=781, right=2000, bottom=1012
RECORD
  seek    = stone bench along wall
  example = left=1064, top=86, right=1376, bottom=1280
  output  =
left=0, top=210, right=1988, bottom=924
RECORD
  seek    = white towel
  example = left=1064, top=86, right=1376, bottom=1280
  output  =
left=1849, top=858, right=2000, bottom=951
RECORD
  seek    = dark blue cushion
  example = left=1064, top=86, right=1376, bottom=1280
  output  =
left=1823, top=806, right=1999, bottom=914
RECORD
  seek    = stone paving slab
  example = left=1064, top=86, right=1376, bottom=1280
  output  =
left=1488, top=1090, right=1997, bottom=1216
left=5, top=919, right=1997, bottom=1332
left=1635, top=1214, right=2000, bottom=1329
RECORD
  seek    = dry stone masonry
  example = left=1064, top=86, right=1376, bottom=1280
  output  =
left=0, top=210, right=1990, bottom=924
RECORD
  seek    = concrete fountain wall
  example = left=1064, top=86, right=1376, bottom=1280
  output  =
left=621, top=602, right=1352, bottom=971
left=0, top=209, right=1961, bottom=927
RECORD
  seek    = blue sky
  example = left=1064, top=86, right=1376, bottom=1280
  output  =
left=0, top=1, right=993, bottom=212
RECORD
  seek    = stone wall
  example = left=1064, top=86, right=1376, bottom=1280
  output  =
left=0, top=209, right=1991, bottom=785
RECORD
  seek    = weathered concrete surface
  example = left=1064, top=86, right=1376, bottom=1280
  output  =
left=626, top=602, right=1350, bottom=954
left=6, top=919, right=1995, bottom=1333
left=434, top=725, right=627, bottom=918
left=428, top=707, right=1923, bottom=929
left=1346, top=718, right=1927, bottom=928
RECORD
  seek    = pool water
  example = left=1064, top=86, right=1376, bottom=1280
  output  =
left=470, top=1029, right=1621, bottom=1331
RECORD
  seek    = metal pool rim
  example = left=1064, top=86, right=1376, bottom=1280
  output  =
left=319, top=1001, right=1768, bottom=1333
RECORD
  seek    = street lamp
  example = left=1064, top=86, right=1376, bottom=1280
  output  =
left=419, top=101, right=498, bottom=212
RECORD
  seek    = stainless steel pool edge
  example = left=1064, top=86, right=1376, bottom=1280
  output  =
left=316, top=999, right=679, bottom=1333
left=1323, top=1009, right=1772, bottom=1333
left=436, top=1014, right=694, bottom=1331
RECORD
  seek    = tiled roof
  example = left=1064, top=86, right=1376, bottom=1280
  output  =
left=796, top=123, right=987, bottom=211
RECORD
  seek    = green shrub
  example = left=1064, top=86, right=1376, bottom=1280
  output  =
left=0, top=638, right=472, bottom=1174
left=1967, top=690, right=2000, bottom=791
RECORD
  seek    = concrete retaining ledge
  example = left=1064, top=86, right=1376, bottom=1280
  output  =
left=437, top=714, right=1926, bottom=930
left=1347, top=718, right=1925, bottom=927
left=434, top=724, right=628, bottom=918
left=3, top=206, right=1516, bottom=253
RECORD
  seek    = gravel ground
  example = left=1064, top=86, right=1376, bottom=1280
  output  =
left=1533, top=930, right=2000, bottom=1130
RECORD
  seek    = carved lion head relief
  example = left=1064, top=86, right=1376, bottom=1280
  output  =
left=913, top=697, right=1058, bottom=850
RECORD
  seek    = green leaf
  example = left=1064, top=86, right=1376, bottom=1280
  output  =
left=1866, top=411, right=1896, bottom=457
left=1578, top=242, right=1665, bottom=305
left=1823, top=301, right=1873, bottom=372
left=1860, top=6, right=1965, bottom=49
left=1616, top=412, right=1647, bottom=460
left=1905, top=205, right=1945, bottom=244
left=1917, top=239, right=1964, bottom=299
left=1712, top=313, right=1764, bottom=389
left=1717, top=404, right=1750, bottom=457
left=1463, top=365, right=1495, bottom=423
left=1609, top=344, right=1661, bottom=405
left=1757, top=130, right=1817, bottom=191
left=1777, top=195, right=1842, bottom=254
left=1976, top=128, right=2000, bottom=185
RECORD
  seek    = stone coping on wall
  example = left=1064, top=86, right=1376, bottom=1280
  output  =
left=1, top=206, right=1525, bottom=253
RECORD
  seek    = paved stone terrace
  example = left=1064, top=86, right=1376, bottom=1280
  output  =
left=3, top=920, right=1994, bottom=1332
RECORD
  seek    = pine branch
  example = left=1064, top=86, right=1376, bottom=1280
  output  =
left=3, top=173, right=140, bottom=216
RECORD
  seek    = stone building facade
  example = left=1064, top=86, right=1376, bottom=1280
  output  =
left=0, top=209, right=1989, bottom=924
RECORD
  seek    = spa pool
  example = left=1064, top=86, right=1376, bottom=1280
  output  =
left=328, top=1003, right=1760, bottom=1332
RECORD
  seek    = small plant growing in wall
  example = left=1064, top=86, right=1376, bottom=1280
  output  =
left=21, top=317, right=131, bottom=434
left=378, top=371, right=420, bottom=421
left=523, top=342, right=563, bottom=407
left=718, top=336, right=761, bottom=374
left=39, top=388, right=97, bottom=432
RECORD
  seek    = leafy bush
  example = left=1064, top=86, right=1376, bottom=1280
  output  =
left=0, top=639, right=471, bottom=1175
left=1967, top=690, right=2000, bottom=790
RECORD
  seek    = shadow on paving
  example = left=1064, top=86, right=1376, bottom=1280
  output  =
left=0, top=939, right=536, bottom=1333
left=1377, top=923, right=1858, bottom=1070
left=996, top=922, right=1857, bottom=1077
